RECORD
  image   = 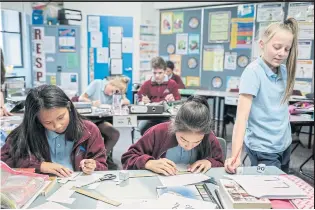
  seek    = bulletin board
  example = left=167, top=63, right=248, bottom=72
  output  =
left=159, top=9, right=202, bottom=87
left=87, top=15, right=134, bottom=101
left=159, top=2, right=314, bottom=94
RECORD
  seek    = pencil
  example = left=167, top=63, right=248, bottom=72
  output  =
left=214, top=189, right=223, bottom=209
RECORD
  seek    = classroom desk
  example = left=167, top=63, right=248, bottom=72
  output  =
left=29, top=166, right=284, bottom=209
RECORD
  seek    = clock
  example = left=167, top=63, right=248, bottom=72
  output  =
left=237, top=55, right=249, bottom=68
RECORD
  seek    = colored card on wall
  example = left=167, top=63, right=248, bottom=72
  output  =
left=226, top=76, right=240, bottom=91
left=208, top=12, right=230, bottom=43
left=173, top=12, right=184, bottom=33
left=237, top=4, right=255, bottom=18
left=203, top=45, right=224, bottom=71
left=169, top=54, right=182, bottom=76
left=66, top=54, right=79, bottom=69
left=176, top=33, right=188, bottom=55
left=161, top=12, right=173, bottom=34
left=188, top=34, right=200, bottom=54
left=186, top=76, right=200, bottom=87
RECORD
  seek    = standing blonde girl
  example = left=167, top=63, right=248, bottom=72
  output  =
left=225, top=18, right=298, bottom=173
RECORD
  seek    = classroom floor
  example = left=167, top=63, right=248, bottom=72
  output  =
left=112, top=123, right=314, bottom=186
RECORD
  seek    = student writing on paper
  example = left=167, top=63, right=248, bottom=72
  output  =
left=0, top=49, right=13, bottom=117
left=166, top=60, right=185, bottom=89
left=1, top=85, right=107, bottom=177
left=122, top=95, right=224, bottom=175
left=225, top=18, right=299, bottom=174
left=79, top=76, right=130, bottom=169
left=137, top=57, right=181, bottom=135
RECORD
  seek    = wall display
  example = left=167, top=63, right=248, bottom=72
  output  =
left=188, top=34, right=200, bottom=54
left=288, top=2, right=314, bottom=22
left=237, top=4, right=255, bottom=18
left=226, top=76, right=240, bottom=91
left=237, top=55, right=249, bottom=68
left=296, top=60, right=314, bottom=79
left=186, top=76, right=200, bottom=87
left=256, top=3, right=284, bottom=22
left=169, top=54, right=182, bottom=76
left=230, top=18, right=254, bottom=49
left=211, top=76, right=223, bottom=89
left=208, top=12, right=230, bottom=43
left=176, top=33, right=188, bottom=55
left=189, top=17, right=199, bottom=29
left=203, top=45, right=224, bottom=71
left=188, top=58, right=198, bottom=69
left=173, top=12, right=184, bottom=33
left=167, top=44, right=175, bottom=54
left=224, top=52, right=237, bottom=70
left=161, top=12, right=173, bottom=34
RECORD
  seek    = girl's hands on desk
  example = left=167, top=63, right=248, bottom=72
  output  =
left=188, top=160, right=212, bottom=173
left=224, top=157, right=241, bottom=174
left=40, top=162, right=73, bottom=178
left=0, top=107, right=13, bottom=117
left=80, top=159, right=96, bottom=175
left=92, top=100, right=101, bottom=107
left=145, top=158, right=177, bottom=176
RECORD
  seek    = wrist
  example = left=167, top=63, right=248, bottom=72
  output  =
left=144, top=160, right=152, bottom=170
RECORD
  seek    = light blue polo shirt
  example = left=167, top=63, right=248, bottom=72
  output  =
left=239, top=57, right=291, bottom=153
left=46, top=130, right=74, bottom=171
left=165, top=145, right=198, bottom=164
left=84, top=79, right=113, bottom=104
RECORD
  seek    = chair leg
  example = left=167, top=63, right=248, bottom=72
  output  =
left=242, top=154, right=248, bottom=165
left=291, top=142, right=300, bottom=154
left=299, top=155, right=314, bottom=180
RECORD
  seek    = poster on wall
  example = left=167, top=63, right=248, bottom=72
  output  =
left=295, top=60, right=314, bottom=79
left=203, top=45, right=224, bottom=71
left=256, top=3, right=284, bottom=22
left=60, top=72, right=79, bottom=93
left=88, top=16, right=100, bottom=32
left=91, top=31, right=103, bottom=48
left=188, top=34, right=200, bottom=54
left=226, top=76, right=240, bottom=91
left=230, top=18, right=254, bottom=49
left=58, top=28, right=76, bottom=53
left=176, top=33, right=188, bottom=55
left=169, top=54, right=182, bottom=76
left=298, top=40, right=312, bottom=59
left=294, top=81, right=312, bottom=95
left=298, top=22, right=314, bottom=40
left=32, top=27, right=46, bottom=83
left=237, top=4, right=255, bottom=18
left=161, top=12, right=173, bottom=34
left=208, top=12, right=230, bottom=43
left=186, top=76, right=200, bottom=87
left=173, top=12, right=184, bottom=33
left=288, top=2, right=314, bottom=22
left=224, top=52, right=237, bottom=70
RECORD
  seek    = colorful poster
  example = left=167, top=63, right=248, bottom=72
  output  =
left=288, top=2, right=314, bottom=21
left=188, top=34, right=200, bottom=54
left=176, top=33, right=188, bottom=55
left=298, top=22, right=314, bottom=40
left=224, top=52, right=237, bottom=70
left=60, top=72, right=79, bottom=92
left=298, top=40, right=312, bottom=59
left=203, top=45, right=224, bottom=71
left=50, top=75, right=56, bottom=85
left=230, top=18, right=254, bottom=49
left=294, top=81, right=312, bottom=96
left=58, top=28, right=76, bottom=53
left=173, top=12, right=184, bottom=33
left=66, top=54, right=79, bottom=69
left=226, top=76, right=240, bottom=91
left=169, top=54, right=182, bottom=76
left=161, top=12, right=173, bottom=34
left=257, top=3, right=284, bottom=22
left=208, top=12, right=230, bottom=43
left=32, top=27, right=46, bottom=83
left=296, top=60, right=314, bottom=79
left=237, top=4, right=255, bottom=18
left=186, top=76, right=200, bottom=87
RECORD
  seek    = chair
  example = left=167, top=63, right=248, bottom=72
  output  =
left=223, top=89, right=238, bottom=137
left=217, top=137, right=227, bottom=162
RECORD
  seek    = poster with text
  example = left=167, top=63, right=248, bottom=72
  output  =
left=296, top=60, right=314, bottom=79
left=58, top=28, right=76, bottom=53
left=294, top=81, right=312, bottom=95
left=224, top=52, right=237, bottom=70
left=230, top=18, right=254, bottom=49
left=176, top=33, right=188, bottom=55
left=257, top=3, right=284, bottom=22
left=173, top=12, right=184, bottom=33
left=226, top=76, right=240, bottom=91
left=288, top=2, right=314, bottom=22
left=208, top=12, right=230, bottom=43
left=161, top=12, right=173, bottom=34
left=188, top=34, right=200, bottom=54
left=203, top=45, right=224, bottom=71
left=237, top=4, right=255, bottom=18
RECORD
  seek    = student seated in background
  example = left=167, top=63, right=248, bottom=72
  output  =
left=137, top=57, right=181, bottom=135
left=79, top=76, right=130, bottom=170
left=1, top=85, right=107, bottom=177
left=0, top=49, right=12, bottom=117
left=122, top=95, right=224, bottom=175
left=166, top=60, right=185, bottom=89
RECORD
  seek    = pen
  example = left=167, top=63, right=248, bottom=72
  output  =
left=214, top=189, right=223, bottom=209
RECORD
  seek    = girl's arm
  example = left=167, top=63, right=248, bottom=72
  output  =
left=79, top=93, right=92, bottom=102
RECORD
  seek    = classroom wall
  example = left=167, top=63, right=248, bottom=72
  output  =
left=0, top=2, right=32, bottom=88
left=153, top=2, right=232, bottom=10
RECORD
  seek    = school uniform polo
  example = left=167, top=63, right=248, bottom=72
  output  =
left=239, top=57, right=291, bottom=153
left=84, top=79, right=113, bottom=104
left=165, top=145, right=197, bottom=165
left=46, top=130, right=74, bottom=171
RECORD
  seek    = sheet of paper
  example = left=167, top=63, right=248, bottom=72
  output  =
left=96, top=47, right=109, bottom=63
left=32, top=201, right=69, bottom=209
left=176, top=33, right=188, bottom=55
left=88, top=16, right=100, bottom=32
left=66, top=54, right=79, bottom=69
left=224, top=52, right=237, bottom=70
left=47, top=182, right=76, bottom=204
left=296, top=60, right=314, bottom=79
left=209, top=12, right=230, bottom=42
left=226, top=76, right=240, bottom=91
left=188, top=34, right=200, bottom=54
left=110, top=43, right=122, bottom=59
left=91, top=31, right=103, bottom=48
left=57, top=172, right=82, bottom=184
left=298, top=40, right=312, bottom=59
left=288, top=2, right=314, bottom=21
left=60, top=72, right=79, bottom=93
left=173, top=12, right=184, bottom=33
left=158, top=173, right=210, bottom=187
left=44, top=36, right=56, bottom=54
left=122, top=37, right=133, bottom=53
left=109, top=27, right=122, bottom=43
left=203, top=45, right=224, bottom=71
left=256, top=3, right=284, bottom=22
left=298, top=22, right=314, bottom=40
left=96, top=199, right=157, bottom=209
left=110, top=59, right=123, bottom=75
left=225, top=175, right=308, bottom=199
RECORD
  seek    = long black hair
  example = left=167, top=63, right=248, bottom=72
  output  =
left=7, top=85, right=85, bottom=166
left=169, top=95, right=213, bottom=159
